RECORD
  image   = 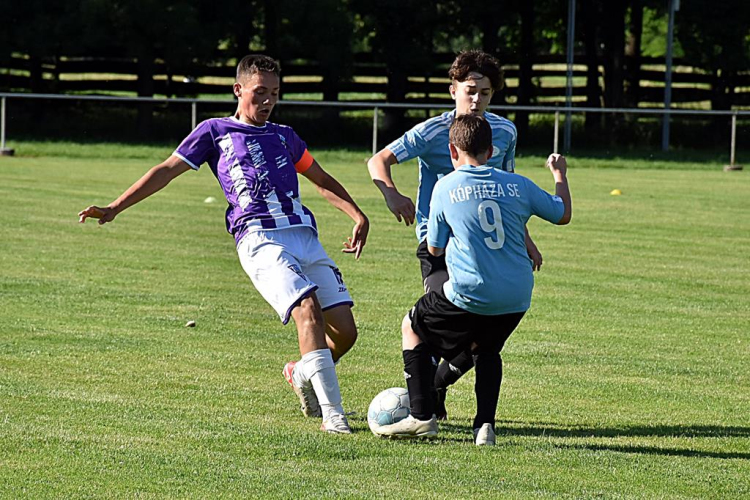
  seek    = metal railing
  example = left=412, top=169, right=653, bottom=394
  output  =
left=1, top=92, right=748, bottom=166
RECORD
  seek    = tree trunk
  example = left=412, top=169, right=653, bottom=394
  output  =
left=136, top=54, right=155, bottom=139
left=264, top=0, right=277, bottom=56
left=625, top=0, right=643, bottom=107
left=481, top=5, right=502, bottom=56
left=601, top=0, right=628, bottom=136
left=515, top=0, right=535, bottom=145
left=383, top=68, right=408, bottom=136
left=29, top=55, right=44, bottom=93
left=322, top=66, right=340, bottom=130
left=712, top=68, right=734, bottom=111
left=581, top=0, right=602, bottom=137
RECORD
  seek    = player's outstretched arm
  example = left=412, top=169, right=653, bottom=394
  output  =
left=78, top=155, right=192, bottom=225
left=301, top=161, right=369, bottom=259
left=547, top=154, right=572, bottom=225
left=367, top=148, right=415, bottom=226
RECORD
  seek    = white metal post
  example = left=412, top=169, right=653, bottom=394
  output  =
left=554, top=111, right=560, bottom=154
left=0, top=96, right=13, bottom=156
left=730, top=113, right=737, bottom=165
left=662, top=0, right=679, bottom=152
left=372, top=107, right=379, bottom=156
left=724, top=113, right=743, bottom=171
left=1, top=96, right=5, bottom=149
left=191, top=102, right=197, bottom=130
left=564, top=0, right=576, bottom=153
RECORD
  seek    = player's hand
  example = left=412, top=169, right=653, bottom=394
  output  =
left=384, top=190, right=415, bottom=226
left=527, top=240, right=543, bottom=272
left=546, top=153, right=568, bottom=176
left=78, top=205, right=116, bottom=225
left=343, top=215, right=369, bottom=259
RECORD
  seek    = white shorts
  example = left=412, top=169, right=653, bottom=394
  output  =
left=237, top=226, right=353, bottom=324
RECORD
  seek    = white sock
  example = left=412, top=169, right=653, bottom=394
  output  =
left=298, top=349, right=344, bottom=420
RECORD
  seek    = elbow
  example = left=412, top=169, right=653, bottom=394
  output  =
left=366, top=158, right=381, bottom=181
left=427, top=246, right=444, bottom=257
left=557, top=211, right=572, bottom=225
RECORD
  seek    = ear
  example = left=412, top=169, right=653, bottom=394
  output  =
left=448, top=142, right=460, bottom=161
left=449, top=83, right=456, bottom=100
left=233, top=82, right=242, bottom=98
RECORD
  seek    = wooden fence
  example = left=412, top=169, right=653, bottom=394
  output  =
left=2, top=53, right=750, bottom=108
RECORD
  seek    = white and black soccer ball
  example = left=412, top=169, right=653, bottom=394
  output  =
left=367, top=387, right=411, bottom=434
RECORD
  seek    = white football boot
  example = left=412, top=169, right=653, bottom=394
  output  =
left=373, top=415, right=438, bottom=439
left=473, top=423, right=496, bottom=446
left=321, top=413, right=352, bottom=434
left=283, top=361, right=322, bottom=418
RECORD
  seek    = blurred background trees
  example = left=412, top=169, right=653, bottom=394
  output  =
left=1, top=0, right=748, bottom=147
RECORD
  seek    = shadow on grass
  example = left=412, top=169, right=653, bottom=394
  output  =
left=499, top=421, right=750, bottom=459
left=561, top=442, right=748, bottom=460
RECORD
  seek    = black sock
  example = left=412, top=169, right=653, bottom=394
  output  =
left=403, top=343, right=437, bottom=420
left=472, top=352, right=502, bottom=430
left=434, top=349, right=475, bottom=390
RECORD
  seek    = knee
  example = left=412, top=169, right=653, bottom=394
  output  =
left=294, top=295, right=325, bottom=333
left=401, top=313, right=421, bottom=350
left=400, top=313, right=412, bottom=336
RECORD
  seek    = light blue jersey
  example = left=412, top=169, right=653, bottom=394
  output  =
left=428, top=165, right=565, bottom=315
left=386, top=110, right=517, bottom=242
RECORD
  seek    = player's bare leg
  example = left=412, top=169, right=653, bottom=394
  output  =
left=322, top=304, right=358, bottom=361
left=291, top=293, right=328, bottom=355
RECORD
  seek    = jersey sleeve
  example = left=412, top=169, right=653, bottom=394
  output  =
left=173, top=120, right=214, bottom=170
left=501, top=136, right=516, bottom=172
left=385, top=124, right=429, bottom=164
left=426, top=181, right=451, bottom=249
left=279, top=126, right=313, bottom=173
left=525, top=178, right=565, bottom=224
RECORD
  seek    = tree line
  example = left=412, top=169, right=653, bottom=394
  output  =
left=1, top=0, right=749, bottom=144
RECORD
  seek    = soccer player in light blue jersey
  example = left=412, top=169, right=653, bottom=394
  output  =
left=79, top=55, right=368, bottom=434
left=367, top=50, right=543, bottom=419
left=374, top=115, right=571, bottom=444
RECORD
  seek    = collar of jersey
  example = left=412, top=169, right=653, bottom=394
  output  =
left=230, top=116, right=268, bottom=129
left=457, top=164, right=493, bottom=174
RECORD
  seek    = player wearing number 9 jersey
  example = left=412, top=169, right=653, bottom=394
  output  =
left=374, top=114, right=571, bottom=444
left=428, top=151, right=565, bottom=315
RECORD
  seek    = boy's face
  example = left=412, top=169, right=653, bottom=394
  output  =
left=450, top=72, right=494, bottom=117
left=234, top=71, right=280, bottom=126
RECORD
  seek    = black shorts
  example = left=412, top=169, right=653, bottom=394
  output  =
left=409, top=290, right=525, bottom=361
left=416, top=240, right=447, bottom=282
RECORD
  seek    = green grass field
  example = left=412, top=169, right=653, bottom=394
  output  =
left=1, top=143, right=748, bottom=498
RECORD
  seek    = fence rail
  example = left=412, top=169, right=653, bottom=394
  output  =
left=5, top=54, right=750, bottom=109
left=0, top=92, right=747, bottom=164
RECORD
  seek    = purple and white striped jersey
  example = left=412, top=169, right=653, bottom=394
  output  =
left=174, top=117, right=317, bottom=245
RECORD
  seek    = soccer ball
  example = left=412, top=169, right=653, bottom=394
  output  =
left=367, top=387, right=411, bottom=434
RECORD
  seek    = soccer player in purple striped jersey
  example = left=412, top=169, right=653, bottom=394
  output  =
left=367, top=50, right=542, bottom=421
left=79, top=54, right=368, bottom=434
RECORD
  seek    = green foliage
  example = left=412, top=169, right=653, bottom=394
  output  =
left=351, top=0, right=437, bottom=73
left=1, top=145, right=749, bottom=497
left=275, top=0, right=355, bottom=81
left=640, top=6, right=683, bottom=58
left=676, top=0, right=750, bottom=72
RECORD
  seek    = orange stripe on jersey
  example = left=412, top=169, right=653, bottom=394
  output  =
left=295, top=150, right=314, bottom=173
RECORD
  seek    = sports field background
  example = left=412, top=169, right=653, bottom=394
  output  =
left=1, top=143, right=748, bottom=498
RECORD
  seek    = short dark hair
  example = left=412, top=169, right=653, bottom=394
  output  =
left=236, top=54, right=281, bottom=83
left=449, top=114, right=493, bottom=158
left=448, top=50, right=503, bottom=92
